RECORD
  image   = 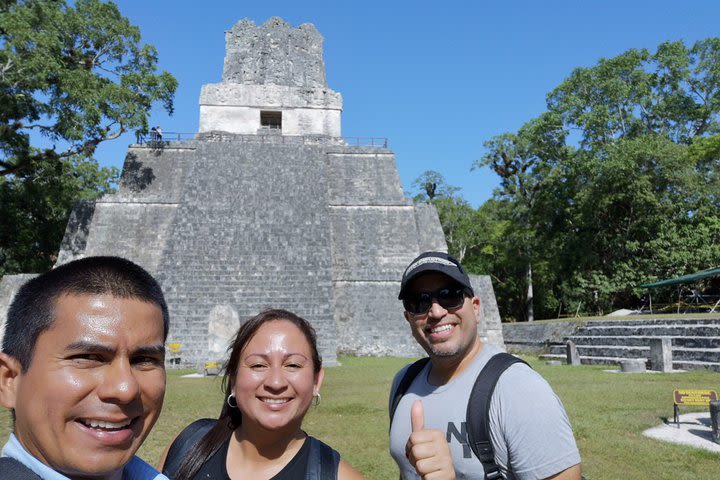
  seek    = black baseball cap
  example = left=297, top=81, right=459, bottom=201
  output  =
left=398, top=251, right=474, bottom=299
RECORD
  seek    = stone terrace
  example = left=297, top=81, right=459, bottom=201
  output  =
left=504, top=317, right=720, bottom=372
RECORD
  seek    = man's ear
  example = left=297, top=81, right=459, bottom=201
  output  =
left=471, top=296, right=481, bottom=319
left=403, top=310, right=412, bottom=323
left=0, top=352, right=21, bottom=410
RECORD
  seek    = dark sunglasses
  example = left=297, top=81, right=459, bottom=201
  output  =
left=403, top=287, right=468, bottom=316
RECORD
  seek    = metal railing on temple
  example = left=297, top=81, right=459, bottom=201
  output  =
left=135, top=132, right=388, bottom=148
left=342, top=136, right=388, bottom=148
left=135, top=131, right=195, bottom=144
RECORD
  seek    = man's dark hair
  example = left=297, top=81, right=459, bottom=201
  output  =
left=2, top=256, right=169, bottom=371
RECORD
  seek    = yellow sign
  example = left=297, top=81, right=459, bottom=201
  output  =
left=673, top=389, right=718, bottom=406
left=167, top=342, right=182, bottom=354
left=204, top=361, right=219, bottom=369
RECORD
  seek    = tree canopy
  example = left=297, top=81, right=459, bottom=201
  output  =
left=0, top=0, right=177, bottom=177
left=410, top=171, right=486, bottom=264
left=0, top=156, right=117, bottom=275
left=426, top=38, right=720, bottom=320
left=0, top=0, right=177, bottom=276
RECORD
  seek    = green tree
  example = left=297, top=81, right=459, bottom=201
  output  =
left=0, top=156, right=117, bottom=276
left=411, top=170, right=460, bottom=202
left=541, top=39, right=720, bottom=314
left=0, top=0, right=177, bottom=275
left=546, top=39, right=720, bottom=147
left=479, top=38, right=720, bottom=319
left=431, top=195, right=484, bottom=263
left=551, top=136, right=711, bottom=313
left=475, top=113, right=569, bottom=320
left=410, top=171, right=483, bottom=263
left=0, top=0, right=177, bottom=177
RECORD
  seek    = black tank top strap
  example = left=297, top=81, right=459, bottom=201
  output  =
left=167, top=429, right=340, bottom=480
left=268, top=436, right=340, bottom=480
left=306, top=436, right=340, bottom=480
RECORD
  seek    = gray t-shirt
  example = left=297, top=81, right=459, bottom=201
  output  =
left=389, top=345, right=580, bottom=480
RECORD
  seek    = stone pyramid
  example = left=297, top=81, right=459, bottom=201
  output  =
left=0, top=18, right=504, bottom=366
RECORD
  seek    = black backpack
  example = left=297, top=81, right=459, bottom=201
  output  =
left=389, top=352, right=528, bottom=480
left=163, top=418, right=339, bottom=479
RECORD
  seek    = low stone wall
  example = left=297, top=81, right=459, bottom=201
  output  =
left=502, top=320, right=583, bottom=354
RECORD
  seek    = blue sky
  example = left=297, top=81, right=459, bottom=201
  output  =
left=96, top=1, right=720, bottom=207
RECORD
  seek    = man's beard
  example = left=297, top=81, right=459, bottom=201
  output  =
left=429, top=343, right=462, bottom=357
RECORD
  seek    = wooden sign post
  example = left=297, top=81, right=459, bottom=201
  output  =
left=673, top=389, right=718, bottom=427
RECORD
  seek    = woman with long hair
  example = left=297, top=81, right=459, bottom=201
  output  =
left=160, top=309, right=365, bottom=480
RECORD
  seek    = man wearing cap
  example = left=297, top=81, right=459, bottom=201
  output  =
left=389, top=251, right=581, bottom=479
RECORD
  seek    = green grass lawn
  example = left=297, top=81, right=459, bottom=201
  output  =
left=1, top=356, right=718, bottom=479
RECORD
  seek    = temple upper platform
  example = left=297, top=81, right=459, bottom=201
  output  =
left=199, top=17, right=342, bottom=136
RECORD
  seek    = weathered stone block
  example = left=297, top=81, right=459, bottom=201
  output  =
left=621, top=359, right=647, bottom=373
left=223, top=17, right=327, bottom=87
left=566, top=340, right=581, bottom=365
left=649, top=337, right=673, bottom=372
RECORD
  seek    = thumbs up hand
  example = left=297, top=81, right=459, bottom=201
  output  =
left=405, top=400, right=456, bottom=480
left=411, top=398, right=425, bottom=432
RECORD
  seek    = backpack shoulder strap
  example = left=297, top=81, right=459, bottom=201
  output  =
left=466, top=353, right=529, bottom=480
left=306, top=436, right=340, bottom=480
left=0, top=457, right=42, bottom=480
left=389, top=357, right=431, bottom=423
left=162, top=418, right=216, bottom=476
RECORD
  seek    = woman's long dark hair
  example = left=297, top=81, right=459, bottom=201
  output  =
left=171, top=309, right=322, bottom=480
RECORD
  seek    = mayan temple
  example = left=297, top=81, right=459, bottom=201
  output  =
left=0, top=18, right=504, bottom=366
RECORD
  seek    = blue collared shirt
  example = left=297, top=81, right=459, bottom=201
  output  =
left=2, top=433, right=168, bottom=480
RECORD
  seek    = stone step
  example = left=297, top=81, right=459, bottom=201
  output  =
left=539, top=353, right=647, bottom=366
left=672, top=360, right=720, bottom=373
left=565, top=335, right=720, bottom=349
left=551, top=344, right=720, bottom=362
left=539, top=353, right=720, bottom=372
left=577, top=325, right=720, bottom=336
left=155, top=142, right=341, bottom=366
left=581, top=318, right=720, bottom=327
left=671, top=347, right=720, bottom=362
left=552, top=344, right=648, bottom=357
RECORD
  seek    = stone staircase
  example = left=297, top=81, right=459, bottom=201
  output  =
left=156, top=141, right=339, bottom=366
left=542, top=318, right=720, bottom=372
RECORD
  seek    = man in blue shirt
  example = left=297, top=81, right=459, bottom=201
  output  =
left=0, top=256, right=170, bottom=480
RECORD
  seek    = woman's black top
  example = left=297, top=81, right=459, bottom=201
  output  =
left=193, top=434, right=311, bottom=479
left=163, top=419, right=340, bottom=480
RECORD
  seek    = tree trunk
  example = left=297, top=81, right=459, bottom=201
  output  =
left=526, top=262, right=535, bottom=322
